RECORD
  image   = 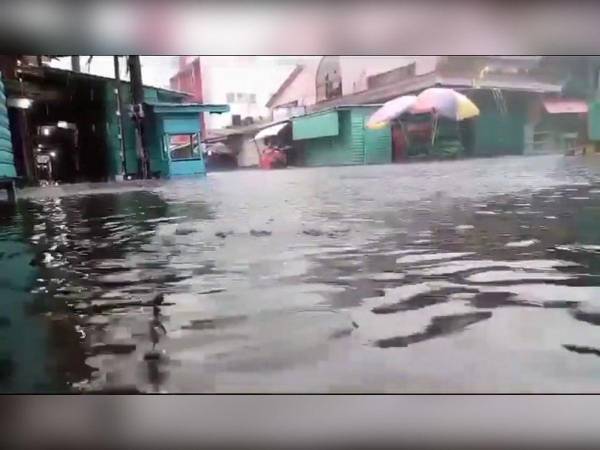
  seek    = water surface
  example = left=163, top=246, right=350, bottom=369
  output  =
left=3, top=155, right=600, bottom=392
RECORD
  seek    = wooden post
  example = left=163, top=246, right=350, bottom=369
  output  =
left=253, top=139, right=262, bottom=165
left=0, top=179, right=16, bottom=204
left=18, top=109, right=34, bottom=182
left=71, top=56, right=80, bottom=73
left=431, top=114, right=438, bottom=147
left=399, top=119, right=410, bottom=152
left=6, top=180, right=16, bottom=204
left=113, top=56, right=127, bottom=177
left=127, top=56, right=149, bottom=179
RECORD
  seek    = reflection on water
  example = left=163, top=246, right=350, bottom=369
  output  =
left=375, top=311, right=493, bottom=348
left=5, top=155, right=600, bottom=391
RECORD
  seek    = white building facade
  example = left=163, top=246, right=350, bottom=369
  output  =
left=200, top=56, right=312, bottom=129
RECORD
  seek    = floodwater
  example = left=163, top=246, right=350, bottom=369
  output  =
left=4, top=154, right=600, bottom=392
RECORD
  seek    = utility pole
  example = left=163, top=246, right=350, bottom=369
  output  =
left=113, top=56, right=127, bottom=179
left=127, top=55, right=148, bottom=179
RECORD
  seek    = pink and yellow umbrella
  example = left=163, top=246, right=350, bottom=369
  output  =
left=410, top=87, right=479, bottom=120
left=366, top=95, right=417, bottom=129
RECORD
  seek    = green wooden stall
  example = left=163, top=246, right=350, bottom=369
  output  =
left=103, top=83, right=190, bottom=178
left=144, top=102, right=229, bottom=178
left=588, top=101, right=600, bottom=142
left=0, top=74, right=16, bottom=179
left=292, top=105, right=391, bottom=167
left=468, top=90, right=529, bottom=156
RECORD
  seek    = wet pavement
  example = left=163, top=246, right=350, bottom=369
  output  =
left=3, top=154, right=600, bottom=392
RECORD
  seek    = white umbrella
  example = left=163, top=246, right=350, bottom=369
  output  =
left=255, top=122, right=289, bottom=140
left=367, top=95, right=417, bottom=129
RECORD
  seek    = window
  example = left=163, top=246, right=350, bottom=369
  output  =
left=226, top=92, right=256, bottom=103
left=168, top=134, right=201, bottom=160
left=316, top=56, right=342, bottom=102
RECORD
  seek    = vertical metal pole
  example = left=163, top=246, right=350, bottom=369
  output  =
left=113, top=56, right=127, bottom=177
left=71, top=56, right=80, bottom=73
left=6, top=180, right=16, bottom=204
left=19, top=109, right=34, bottom=182
left=127, top=55, right=149, bottom=179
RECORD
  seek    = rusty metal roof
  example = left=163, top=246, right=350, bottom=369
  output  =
left=16, top=65, right=189, bottom=97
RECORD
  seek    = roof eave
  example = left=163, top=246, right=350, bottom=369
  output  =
left=145, top=102, right=230, bottom=114
left=266, top=65, right=304, bottom=108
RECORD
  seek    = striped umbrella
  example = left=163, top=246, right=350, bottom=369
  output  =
left=411, top=88, right=479, bottom=121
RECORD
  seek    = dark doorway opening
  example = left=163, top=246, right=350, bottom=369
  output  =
left=9, top=69, right=112, bottom=184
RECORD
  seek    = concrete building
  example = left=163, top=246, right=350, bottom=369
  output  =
left=267, top=57, right=439, bottom=113
left=269, top=56, right=598, bottom=158
left=200, top=56, right=309, bottom=129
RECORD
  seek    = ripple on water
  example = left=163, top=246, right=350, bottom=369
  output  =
left=396, top=252, right=474, bottom=265
left=10, top=156, right=600, bottom=392
left=555, top=244, right=600, bottom=254
left=571, top=302, right=600, bottom=326
left=410, top=259, right=579, bottom=277
left=505, top=239, right=540, bottom=248
left=368, top=272, right=406, bottom=282
left=466, top=270, right=575, bottom=283
left=375, top=311, right=493, bottom=348
left=455, top=224, right=474, bottom=231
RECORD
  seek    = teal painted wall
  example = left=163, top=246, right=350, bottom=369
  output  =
left=301, top=110, right=353, bottom=166
left=589, top=101, right=600, bottom=141
left=473, top=112, right=526, bottom=156
left=352, top=108, right=392, bottom=164
left=104, top=83, right=188, bottom=178
left=103, top=83, right=124, bottom=179
left=146, top=108, right=168, bottom=176
left=169, top=159, right=205, bottom=177
left=293, top=110, right=339, bottom=140
left=147, top=107, right=205, bottom=178
left=471, top=90, right=528, bottom=156
left=0, top=75, right=16, bottom=178
left=298, top=108, right=391, bottom=167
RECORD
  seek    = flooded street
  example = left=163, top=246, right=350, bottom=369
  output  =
left=4, top=154, right=600, bottom=392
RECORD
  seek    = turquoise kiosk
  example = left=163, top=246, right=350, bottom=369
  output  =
left=144, top=102, right=229, bottom=178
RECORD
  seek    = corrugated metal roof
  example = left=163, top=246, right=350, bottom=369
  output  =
left=17, top=65, right=189, bottom=97
left=302, top=104, right=383, bottom=118
left=311, top=72, right=564, bottom=113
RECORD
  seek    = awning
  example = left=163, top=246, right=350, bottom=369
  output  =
left=292, top=111, right=339, bottom=140
left=255, top=122, right=289, bottom=140
left=543, top=98, right=588, bottom=114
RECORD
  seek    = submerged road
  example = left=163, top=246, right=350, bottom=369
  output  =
left=3, top=154, right=600, bottom=392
